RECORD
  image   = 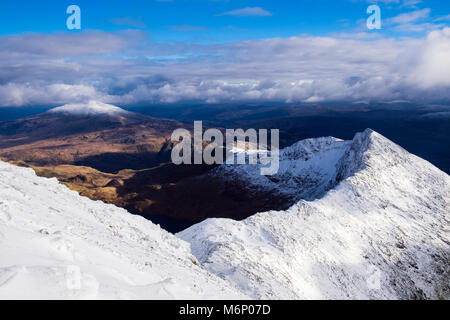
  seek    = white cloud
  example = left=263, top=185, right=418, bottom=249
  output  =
left=1, top=28, right=450, bottom=107
left=434, top=14, right=450, bottom=22
left=385, top=8, right=430, bottom=24
left=411, top=28, right=450, bottom=88
left=382, top=9, right=445, bottom=34
left=359, top=0, right=422, bottom=8
left=0, top=83, right=105, bottom=107
left=0, top=30, right=146, bottom=57
left=218, top=7, right=273, bottom=17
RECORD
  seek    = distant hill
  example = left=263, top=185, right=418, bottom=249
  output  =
left=0, top=101, right=185, bottom=173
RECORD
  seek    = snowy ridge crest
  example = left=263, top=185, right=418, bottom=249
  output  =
left=180, top=129, right=450, bottom=300
left=211, top=135, right=351, bottom=202
left=281, top=136, right=345, bottom=161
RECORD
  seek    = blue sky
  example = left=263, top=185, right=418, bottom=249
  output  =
left=0, top=1, right=449, bottom=107
left=1, top=0, right=449, bottom=41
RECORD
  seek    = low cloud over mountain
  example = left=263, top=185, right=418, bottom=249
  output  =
left=1, top=28, right=450, bottom=107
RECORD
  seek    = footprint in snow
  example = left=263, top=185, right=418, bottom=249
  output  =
left=50, top=237, right=76, bottom=261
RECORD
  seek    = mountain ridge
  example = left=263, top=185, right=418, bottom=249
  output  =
left=0, top=129, right=448, bottom=299
left=179, top=129, right=450, bottom=299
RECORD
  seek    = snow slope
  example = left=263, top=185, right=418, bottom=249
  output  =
left=48, top=101, right=129, bottom=116
left=0, top=161, right=246, bottom=300
left=179, top=129, right=450, bottom=300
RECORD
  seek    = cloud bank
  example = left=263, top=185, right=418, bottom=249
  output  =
left=0, top=28, right=450, bottom=107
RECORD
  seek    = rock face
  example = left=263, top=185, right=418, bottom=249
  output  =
left=179, top=129, right=450, bottom=300
left=0, top=160, right=245, bottom=299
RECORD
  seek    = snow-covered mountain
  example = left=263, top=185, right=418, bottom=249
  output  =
left=179, top=129, right=450, bottom=300
left=1, top=129, right=448, bottom=300
left=0, top=161, right=246, bottom=299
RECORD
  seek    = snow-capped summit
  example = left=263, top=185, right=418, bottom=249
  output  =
left=179, top=129, right=450, bottom=300
left=48, top=101, right=129, bottom=116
